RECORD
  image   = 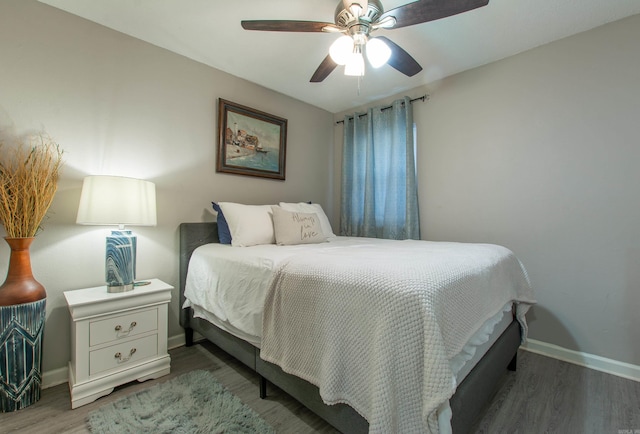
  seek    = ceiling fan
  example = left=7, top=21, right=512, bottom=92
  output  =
left=241, top=0, right=489, bottom=82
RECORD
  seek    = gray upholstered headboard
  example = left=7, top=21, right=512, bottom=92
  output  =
left=179, top=222, right=219, bottom=329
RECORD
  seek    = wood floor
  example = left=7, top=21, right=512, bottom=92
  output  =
left=1, top=341, right=639, bottom=433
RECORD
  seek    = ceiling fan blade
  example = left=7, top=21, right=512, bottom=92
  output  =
left=241, top=20, right=341, bottom=33
left=310, top=55, right=338, bottom=83
left=375, top=36, right=422, bottom=77
left=379, top=0, right=489, bottom=29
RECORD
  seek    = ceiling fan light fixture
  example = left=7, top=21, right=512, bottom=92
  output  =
left=329, top=35, right=355, bottom=65
left=344, top=52, right=365, bottom=76
left=242, top=0, right=489, bottom=83
left=366, top=37, right=391, bottom=68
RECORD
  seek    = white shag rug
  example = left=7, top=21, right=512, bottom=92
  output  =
left=87, top=370, right=275, bottom=434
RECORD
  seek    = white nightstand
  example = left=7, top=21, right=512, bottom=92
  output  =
left=64, top=278, right=172, bottom=409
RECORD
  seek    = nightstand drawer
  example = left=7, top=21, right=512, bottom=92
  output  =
left=89, top=334, right=158, bottom=376
left=90, top=308, right=158, bottom=347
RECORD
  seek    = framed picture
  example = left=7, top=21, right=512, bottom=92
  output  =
left=217, top=98, right=287, bottom=180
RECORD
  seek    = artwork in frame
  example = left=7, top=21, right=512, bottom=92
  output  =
left=217, top=98, right=287, bottom=180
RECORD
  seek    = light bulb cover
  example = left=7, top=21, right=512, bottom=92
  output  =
left=344, top=52, right=365, bottom=76
left=366, top=38, right=391, bottom=68
left=329, top=35, right=355, bottom=66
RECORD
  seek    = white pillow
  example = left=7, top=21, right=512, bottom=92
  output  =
left=217, top=202, right=275, bottom=247
left=278, top=202, right=336, bottom=239
left=271, top=206, right=327, bottom=245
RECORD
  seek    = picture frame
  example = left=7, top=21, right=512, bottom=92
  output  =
left=216, top=98, right=287, bottom=180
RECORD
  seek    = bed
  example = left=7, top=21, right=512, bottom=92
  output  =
left=179, top=213, right=534, bottom=433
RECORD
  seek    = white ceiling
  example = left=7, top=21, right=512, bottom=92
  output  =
left=39, top=0, right=640, bottom=113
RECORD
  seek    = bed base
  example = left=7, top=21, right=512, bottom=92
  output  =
left=179, top=222, right=520, bottom=433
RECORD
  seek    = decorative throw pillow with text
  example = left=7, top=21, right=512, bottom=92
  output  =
left=271, top=205, right=328, bottom=245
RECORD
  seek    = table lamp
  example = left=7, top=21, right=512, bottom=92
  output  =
left=76, top=175, right=157, bottom=293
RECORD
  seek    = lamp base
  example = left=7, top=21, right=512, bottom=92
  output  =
left=106, top=230, right=136, bottom=290
left=107, top=283, right=134, bottom=293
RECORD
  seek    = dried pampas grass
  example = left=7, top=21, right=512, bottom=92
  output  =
left=0, top=134, right=64, bottom=238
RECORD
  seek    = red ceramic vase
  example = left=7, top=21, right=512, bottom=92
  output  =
left=0, top=238, right=46, bottom=306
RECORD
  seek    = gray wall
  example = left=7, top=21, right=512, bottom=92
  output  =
left=0, top=0, right=333, bottom=378
left=2, top=0, right=638, bottom=382
left=334, top=14, right=640, bottom=367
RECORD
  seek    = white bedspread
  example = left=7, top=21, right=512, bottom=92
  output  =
left=184, top=242, right=295, bottom=340
left=260, top=238, right=535, bottom=433
left=184, top=241, right=344, bottom=340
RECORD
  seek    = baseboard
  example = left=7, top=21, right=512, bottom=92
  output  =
left=168, top=333, right=186, bottom=350
left=168, top=331, right=204, bottom=349
left=42, top=366, right=69, bottom=389
left=43, top=332, right=203, bottom=389
left=521, top=339, right=640, bottom=383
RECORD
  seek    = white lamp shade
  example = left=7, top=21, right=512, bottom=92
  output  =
left=329, top=35, right=355, bottom=66
left=76, top=175, right=157, bottom=226
left=366, top=38, right=391, bottom=68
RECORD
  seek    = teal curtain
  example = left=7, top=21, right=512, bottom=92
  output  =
left=340, top=96, right=420, bottom=239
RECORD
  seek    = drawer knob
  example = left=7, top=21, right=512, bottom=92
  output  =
left=114, top=321, right=137, bottom=335
left=114, top=348, right=137, bottom=363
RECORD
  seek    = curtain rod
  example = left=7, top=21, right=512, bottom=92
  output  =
left=335, top=94, right=429, bottom=125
